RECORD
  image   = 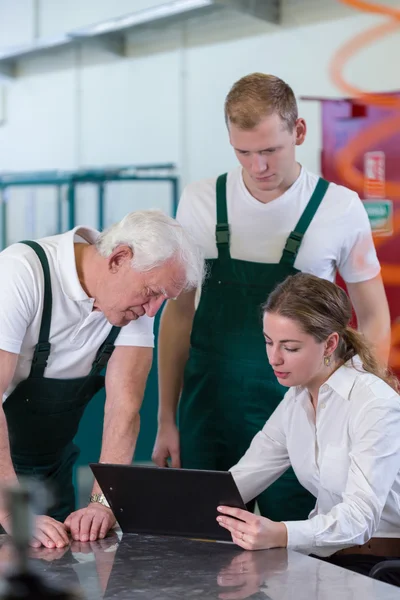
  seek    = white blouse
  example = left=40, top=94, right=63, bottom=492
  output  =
left=230, top=359, right=400, bottom=557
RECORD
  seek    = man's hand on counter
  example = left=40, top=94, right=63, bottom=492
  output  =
left=31, top=516, right=70, bottom=548
left=1, top=509, right=69, bottom=549
left=64, top=503, right=116, bottom=542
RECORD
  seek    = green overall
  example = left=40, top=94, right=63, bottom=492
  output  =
left=178, top=175, right=329, bottom=520
left=3, top=241, right=120, bottom=522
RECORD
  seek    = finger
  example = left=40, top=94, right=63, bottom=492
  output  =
left=152, top=452, right=168, bottom=468
left=68, top=513, right=84, bottom=541
left=155, top=451, right=169, bottom=468
left=64, top=511, right=75, bottom=531
left=64, top=516, right=71, bottom=529
left=89, top=514, right=108, bottom=541
left=231, top=533, right=253, bottom=550
left=170, top=450, right=181, bottom=469
left=99, top=514, right=114, bottom=540
left=31, top=529, right=56, bottom=549
left=217, top=516, right=246, bottom=537
left=39, top=521, right=69, bottom=548
left=218, top=522, right=252, bottom=550
left=217, top=506, right=251, bottom=522
left=217, top=521, right=244, bottom=542
left=76, top=513, right=95, bottom=542
left=231, top=530, right=255, bottom=551
left=49, top=521, right=69, bottom=547
left=29, top=537, right=42, bottom=549
left=44, top=518, right=69, bottom=542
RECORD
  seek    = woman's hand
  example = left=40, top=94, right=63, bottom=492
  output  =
left=217, top=506, right=288, bottom=550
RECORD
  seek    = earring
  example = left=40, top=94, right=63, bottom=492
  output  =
left=324, top=355, right=331, bottom=367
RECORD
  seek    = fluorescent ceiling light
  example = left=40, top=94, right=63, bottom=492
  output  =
left=70, top=0, right=213, bottom=37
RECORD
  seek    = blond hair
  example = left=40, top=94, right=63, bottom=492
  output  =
left=262, top=273, right=399, bottom=392
left=224, top=73, right=298, bottom=131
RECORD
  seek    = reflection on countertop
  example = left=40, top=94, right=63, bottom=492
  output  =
left=0, top=532, right=399, bottom=600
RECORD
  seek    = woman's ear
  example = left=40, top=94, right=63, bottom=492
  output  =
left=325, top=332, right=340, bottom=357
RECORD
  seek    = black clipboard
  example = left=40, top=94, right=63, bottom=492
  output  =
left=90, top=463, right=247, bottom=542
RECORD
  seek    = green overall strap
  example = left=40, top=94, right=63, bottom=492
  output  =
left=215, top=173, right=231, bottom=260
left=20, top=241, right=52, bottom=378
left=280, top=178, right=330, bottom=267
left=21, top=241, right=120, bottom=379
left=89, top=325, right=121, bottom=376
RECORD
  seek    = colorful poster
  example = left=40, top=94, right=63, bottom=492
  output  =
left=364, top=151, right=385, bottom=199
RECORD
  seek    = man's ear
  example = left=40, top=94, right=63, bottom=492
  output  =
left=108, top=245, right=133, bottom=274
left=295, top=118, right=306, bottom=147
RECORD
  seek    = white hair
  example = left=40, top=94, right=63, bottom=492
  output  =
left=95, top=209, right=205, bottom=290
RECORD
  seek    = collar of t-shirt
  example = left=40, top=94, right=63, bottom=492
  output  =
left=237, top=164, right=305, bottom=209
left=57, top=226, right=99, bottom=303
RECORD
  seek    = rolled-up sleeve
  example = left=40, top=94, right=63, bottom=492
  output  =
left=230, top=396, right=291, bottom=503
left=284, top=395, right=400, bottom=557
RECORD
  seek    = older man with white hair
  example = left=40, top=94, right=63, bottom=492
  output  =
left=0, top=209, right=204, bottom=549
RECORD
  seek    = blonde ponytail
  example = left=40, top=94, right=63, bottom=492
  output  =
left=341, top=327, right=399, bottom=392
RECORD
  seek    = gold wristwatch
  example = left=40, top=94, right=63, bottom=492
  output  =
left=89, top=493, right=110, bottom=508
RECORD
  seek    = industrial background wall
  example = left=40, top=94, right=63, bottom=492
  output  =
left=0, top=0, right=399, bottom=241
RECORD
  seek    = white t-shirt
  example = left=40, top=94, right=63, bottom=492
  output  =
left=177, top=166, right=380, bottom=284
left=0, top=227, right=154, bottom=402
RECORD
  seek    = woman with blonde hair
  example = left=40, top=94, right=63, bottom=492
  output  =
left=217, top=272, right=400, bottom=582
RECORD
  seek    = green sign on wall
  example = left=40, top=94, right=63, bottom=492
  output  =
left=363, top=200, right=393, bottom=236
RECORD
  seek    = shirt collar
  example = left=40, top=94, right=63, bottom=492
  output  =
left=57, top=226, right=100, bottom=302
left=294, top=356, right=362, bottom=402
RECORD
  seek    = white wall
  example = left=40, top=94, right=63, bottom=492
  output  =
left=0, top=0, right=34, bottom=48
left=0, top=0, right=399, bottom=240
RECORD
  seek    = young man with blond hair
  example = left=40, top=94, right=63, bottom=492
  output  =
left=152, top=73, right=390, bottom=521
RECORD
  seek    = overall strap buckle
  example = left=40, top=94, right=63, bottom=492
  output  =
left=31, top=342, right=51, bottom=368
left=92, top=343, right=115, bottom=371
left=216, top=223, right=230, bottom=245
left=284, top=231, right=303, bottom=257
left=280, top=231, right=304, bottom=266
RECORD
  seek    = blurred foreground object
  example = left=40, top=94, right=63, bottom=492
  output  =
left=0, top=484, right=83, bottom=600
